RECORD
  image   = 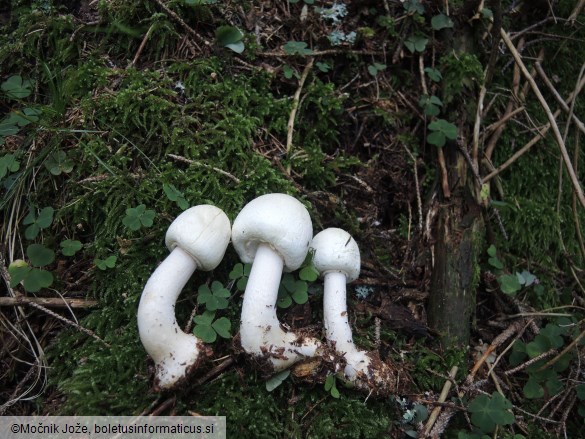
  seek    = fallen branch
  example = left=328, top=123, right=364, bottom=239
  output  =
left=0, top=296, right=98, bottom=308
left=167, top=154, right=241, bottom=183
left=286, top=58, right=314, bottom=173
left=500, top=29, right=585, bottom=210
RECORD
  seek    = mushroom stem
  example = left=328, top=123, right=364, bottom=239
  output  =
left=323, top=271, right=368, bottom=379
left=240, top=243, right=321, bottom=371
left=138, top=247, right=201, bottom=389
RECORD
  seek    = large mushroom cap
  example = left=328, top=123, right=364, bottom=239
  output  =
left=310, top=228, right=361, bottom=282
left=232, top=193, right=313, bottom=271
left=165, top=205, right=231, bottom=271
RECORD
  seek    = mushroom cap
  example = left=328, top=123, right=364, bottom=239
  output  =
left=310, top=228, right=361, bottom=282
left=165, top=205, right=231, bottom=271
left=232, top=193, right=313, bottom=271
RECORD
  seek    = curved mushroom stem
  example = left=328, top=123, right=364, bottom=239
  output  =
left=240, top=243, right=322, bottom=372
left=323, top=271, right=370, bottom=379
left=323, top=271, right=395, bottom=395
left=138, top=247, right=203, bottom=390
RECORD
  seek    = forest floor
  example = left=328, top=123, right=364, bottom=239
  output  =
left=1, top=1, right=585, bottom=438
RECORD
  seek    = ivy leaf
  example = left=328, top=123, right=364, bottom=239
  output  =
left=27, top=244, right=55, bottom=267
left=212, top=317, right=231, bottom=339
left=1, top=75, right=33, bottom=99
left=44, top=150, right=74, bottom=175
left=266, top=369, right=290, bottom=392
left=431, top=14, right=454, bottom=31
left=215, top=26, right=245, bottom=53
left=60, top=239, right=82, bottom=256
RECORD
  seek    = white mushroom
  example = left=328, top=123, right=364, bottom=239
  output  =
left=311, top=228, right=394, bottom=395
left=137, top=205, right=231, bottom=390
left=232, top=193, right=323, bottom=372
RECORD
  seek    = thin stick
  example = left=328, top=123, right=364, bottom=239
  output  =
left=500, top=29, right=585, bottom=210
left=0, top=296, right=98, bottom=308
left=472, top=84, right=486, bottom=167
left=129, top=24, right=155, bottom=68
left=423, top=366, right=458, bottom=436
left=153, top=0, right=206, bottom=50
left=286, top=58, right=314, bottom=173
left=437, top=147, right=450, bottom=198
left=167, top=154, right=240, bottom=183
left=403, top=145, right=423, bottom=232
left=535, top=62, right=585, bottom=134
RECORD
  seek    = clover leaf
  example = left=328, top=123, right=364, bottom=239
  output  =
left=44, top=150, right=74, bottom=176
left=428, top=119, right=458, bottom=147
left=122, top=204, right=155, bottom=231
left=431, top=14, right=454, bottom=31
left=60, top=239, right=82, bottom=256
left=162, top=184, right=189, bottom=210
left=468, top=392, right=514, bottom=433
left=193, top=310, right=231, bottom=343
left=8, top=258, right=54, bottom=293
left=1, top=75, right=33, bottom=99
left=229, top=262, right=251, bottom=291
left=23, top=206, right=54, bottom=240
left=283, top=41, right=313, bottom=56
left=404, top=35, right=428, bottom=53
left=198, top=281, right=230, bottom=311
left=95, top=255, right=117, bottom=270
left=0, top=154, right=20, bottom=178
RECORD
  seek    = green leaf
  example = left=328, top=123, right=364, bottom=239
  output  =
left=123, top=204, right=155, bottom=230
left=292, top=281, right=308, bottom=304
left=8, top=260, right=31, bottom=286
left=404, top=35, right=428, bottom=53
left=526, top=335, right=550, bottom=358
left=283, top=41, right=313, bottom=55
left=198, top=284, right=213, bottom=304
left=518, top=269, right=537, bottom=287
left=0, top=119, right=19, bottom=137
left=95, top=255, right=117, bottom=270
left=27, top=244, right=55, bottom=267
left=427, top=131, right=446, bottom=147
left=212, top=317, right=231, bottom=338
left=194, top=310, right=216, bottom=326
left=523, top=378, right=544, bottom=399
left=266, top=369, right=290, bottom=392
left=498, top=274, right=521, bottom=295
left=23, top=269, right=53, bottom=292
left=216, top=26, right=244, bottom=53
left=488, top=257, right=503, bottom=270
left=424, top=67, right=442, bottom=82
left=229, top=263, right=244, bottom=279
left=37, top=207, right=54, bottom=228
left=576, top=384, right=585, bottom=400
left=163, top=183, right=180, bottom=201
left=487, top=245, right=497, bottom=257
left=324, top=374, right=335, bottom=391
left=194, top=324, right=217, bottom=343
left=236, top=277, right=248, bottom=291
left=1, top=75, right=32, bottom=99
left=431, top=14, right=454, bottom=30
left=283, top=64, right=297, bottom=79
left=316, top=62, right=331, bottom=72
left=481, top=8, right=494, bottom=20
left=368, top=62, right=386, bottom=76
left=60, top=239, right=82, bottom=256
left=299, top=265, right=319, bottom=282
left=44, top=150, right=74, bottom=175
left=282, top=273, right=296, bottom=293
left=0, top=154, right=20, bottom=178
left=330, top=385, right=340, bottom=398
left=403, top=0, right=424, bottom=14
left=429, top=119, right=458, bottom=139
left=277, top=285, right=293, bottom=308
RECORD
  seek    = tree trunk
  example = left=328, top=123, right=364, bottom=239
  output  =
left=428, top=196, right=483, bottom=346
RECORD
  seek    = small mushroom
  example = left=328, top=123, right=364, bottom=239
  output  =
left=232, top=193, right=323, bottom=372
left=137, top=205, right=231, bottom=390
left=311, top=228, right=395, bottom=396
